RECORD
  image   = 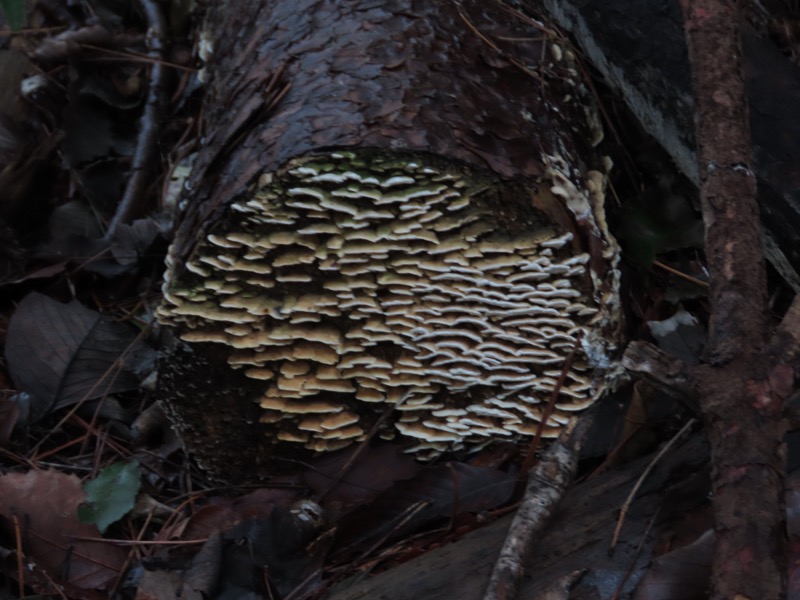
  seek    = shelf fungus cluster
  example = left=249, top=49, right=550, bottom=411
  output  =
left=157, top=149, right=622, bottom=458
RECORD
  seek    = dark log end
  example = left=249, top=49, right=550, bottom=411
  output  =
left=156, top=1, right=624, bottom=482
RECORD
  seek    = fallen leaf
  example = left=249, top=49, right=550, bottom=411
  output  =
left=219, top=507, right=326, bottom=599
left=1, top=261, right=69, bottom=287
left=304, top=443, right=419, bottom=518
left=108, top=219, right=161, bottom=267
left=182, top=488, right=300, bottom=541
left=78, top=461, right=142, bottom=533
left=5, top=292, right=156, bottom=421
left=0, top=470, right=128, bottom=595
left=135, top=569, right=185, bottom=600
left=632, top=529, right=712, bottom=600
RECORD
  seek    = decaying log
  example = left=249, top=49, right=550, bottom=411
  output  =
left=156, top=0, right=623, bottom=482
left=325, top=434, right=710, bottom=600
left=541, top=0, right=800, bottom=289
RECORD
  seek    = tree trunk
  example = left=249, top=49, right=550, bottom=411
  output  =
left=155, top=0, right=622, bottom=483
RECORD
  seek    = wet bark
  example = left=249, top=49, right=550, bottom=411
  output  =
left=167, top=0, right=598, bottom=277
left=681, top=3, right=784, bottom=597
left=538, top=1, right=800, bottom=597
left=547, top=1, right=797, bottom=598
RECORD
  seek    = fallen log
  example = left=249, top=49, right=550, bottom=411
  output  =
left=155, top=0, right=623, bottom=482
left=326, top=434, right=710, bottom=600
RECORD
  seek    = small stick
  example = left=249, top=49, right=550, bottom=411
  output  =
left=610, top=507, right=661, bottom=600
left=482, top=416, right=590, bottom=600
left=519, top=335, right=582, bottom=476
left=103, top=0, right=167, bottom=240
left=609, top=418, right=695, bottom=553
left=13, top=515, right=24, bottom=599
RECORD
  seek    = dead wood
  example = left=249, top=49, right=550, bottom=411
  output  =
left=541, top=0, right=799, bottom=596
left=153, top=0, right=799, bottom=597
left=483, top=417, right=588, bottom=600
left=669, top=2, right=787, bottom=596
left=104, top=0, right=167, bottom=240
left=156, top=0, right=615, bottom=482
left=326, top=434, right=710, bottom=600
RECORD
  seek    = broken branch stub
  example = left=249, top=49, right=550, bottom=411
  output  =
left=156, top=0, right=624, bottom=482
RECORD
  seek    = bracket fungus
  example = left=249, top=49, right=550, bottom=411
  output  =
left=155, top=0, right=624, bottom=481
left=158, top=150, right=623, bottom=465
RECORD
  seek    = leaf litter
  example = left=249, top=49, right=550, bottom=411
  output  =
left=4, top=291, right=156, bottom=423
left=0, top=470, right=128, bottom=597
left=78, top=461, right=142, bottom=533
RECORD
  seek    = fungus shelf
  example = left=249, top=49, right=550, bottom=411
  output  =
left=155, top=0, right=624, bottom=482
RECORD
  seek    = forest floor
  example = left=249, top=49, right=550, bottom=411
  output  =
left=0, top=2, right=797, bottom=599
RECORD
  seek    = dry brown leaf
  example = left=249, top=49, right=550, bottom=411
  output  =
left=0, top=470, right=128, bottom=595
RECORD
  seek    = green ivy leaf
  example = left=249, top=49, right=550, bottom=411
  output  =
left=0, top=0, right=25, bottom=31
left=78, top=461, right=141, bottom=533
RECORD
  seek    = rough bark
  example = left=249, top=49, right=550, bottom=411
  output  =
left=167, top=0, right=599, bottom=276
left=541, top=1, right=798, bottom=596
left=681, top=3, right=784, bottom=597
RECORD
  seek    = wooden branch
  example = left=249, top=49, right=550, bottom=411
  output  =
left=681, top=1, right=767, bottom=359
left=104, top=0, right=167, bottom=241
left=621, top=340, right=694, bottom=401
left=679, top=1, right=786, bottom=597
left=482, top=417, right=588, bottom=600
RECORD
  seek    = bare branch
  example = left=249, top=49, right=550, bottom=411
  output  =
left=681, top=0, right=768, bottom=362
left=483, top=416, right=589, bottom=600
left=680, top=1, right=786, bottom=597
left=104, top=0, right=167, bottom=241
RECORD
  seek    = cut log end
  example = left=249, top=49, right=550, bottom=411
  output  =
left=155, top=0, right=625, bottom=481
left=157, top=148, right=623, bottom=476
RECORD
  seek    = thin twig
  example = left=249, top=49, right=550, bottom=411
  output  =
left=610, top=507, right=661, bottom=600
left=609, top=418, right=695, bottom=553
left=103, top=0, right=167, bottom=240
left=13, top=515, right=24, bottom=599
left=108, top=509, right=155, bottom=597
left=351, top=501, right=431, bottom=565
left=67, top=536, right=207, bottom=546
left=652, top=260, right=709, bottom=288
left=520, top=334, right=583, bottom=476
left=482, top=416, right=590, bottom=600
